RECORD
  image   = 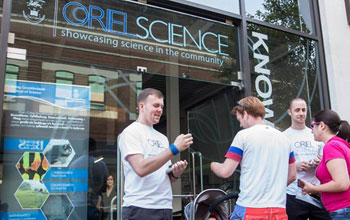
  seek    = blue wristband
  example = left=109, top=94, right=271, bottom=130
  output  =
left=169, top=144, right=179, bottom=155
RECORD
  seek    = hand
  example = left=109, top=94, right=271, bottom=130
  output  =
left=174, top=133, right=193, bottom=152
left=311, top=156, right=322, bottom=167
left=299, top=179, right=317, bottom=195
left=171, top=160, right=188, bottom=177
left=296, top=161, right=312, bottom=171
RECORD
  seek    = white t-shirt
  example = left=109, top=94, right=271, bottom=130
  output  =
left=118, top=121, right=172, bottom=209
left=225, top=125, right=295, bottom=208
left=284, top=127, right=323, bottom=195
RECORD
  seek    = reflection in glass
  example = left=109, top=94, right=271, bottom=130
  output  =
left=1, top=1, right=242, bottom=218
left=186, top=87, right=241, bottom=195
left=141, top=73, right=242, bottom=212
left=245, top=0, right=314, bottom=34
left=180, top=0, right=240, bottom=15
left=248, top=23, right=321, bottom=130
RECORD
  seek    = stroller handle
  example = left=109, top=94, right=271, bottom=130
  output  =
left=208, top=192, right=239, bottom=213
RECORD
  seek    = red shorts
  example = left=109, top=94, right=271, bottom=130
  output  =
left=232, top=205, right=287, bottom=220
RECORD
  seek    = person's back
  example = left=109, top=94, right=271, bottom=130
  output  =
left=211, top=96, right=296, bottom=220
left=235, top=124, right=292, bottom=208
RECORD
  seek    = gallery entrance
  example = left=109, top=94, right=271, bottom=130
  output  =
left=0, top=0, right=242, bottom=218
left=114, top=71, right=243, bottom=218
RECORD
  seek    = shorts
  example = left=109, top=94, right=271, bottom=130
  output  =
left=231, top=204, right=288, bottom=220
left=122, top=206, right=172, bottom=220
left=286, top=194, right=330, bottom=220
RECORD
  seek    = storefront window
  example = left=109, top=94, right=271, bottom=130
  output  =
left=55, top=71, right=74, bottom=85
left=0, top=0, right=240, bottom=219
left=186, top=86, right=241, bottom=194
left=247, top=23, right=321, bottom=130
left=5, top=64, right=20, bottom=82
left=245, top=0, right=314, bottom=34
left=89, top=75, right=106, bottom=110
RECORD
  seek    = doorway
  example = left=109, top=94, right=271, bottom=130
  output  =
left=139, top=72, right=242, bottom=216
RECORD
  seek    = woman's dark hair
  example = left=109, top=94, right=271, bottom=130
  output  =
left=107, top=174, right=115, bottom=182
left=313, top=109, right=350, bottom=142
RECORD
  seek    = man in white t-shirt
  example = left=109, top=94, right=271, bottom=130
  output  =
left=284, top=98, right=330, bottom=220
left=211, top=96, right=296, bottom=220
left=118, top=88, right=193, bottom=220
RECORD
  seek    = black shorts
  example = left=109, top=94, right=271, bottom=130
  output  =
left=286, top=194, right=331, bottom=220
left=122, top=206, right=172, bottom=220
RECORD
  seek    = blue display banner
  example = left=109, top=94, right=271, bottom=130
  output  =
left=0, top=211, right=46, bottom=220
left=6, top=80, right=90, bottom=110
left=44, top=181, right=88, bottom=192
left=43, top=169, right=88, bottom=180
left=1, top=80, right=90, bottom=218
left=4, top=138, right=49, bottom=151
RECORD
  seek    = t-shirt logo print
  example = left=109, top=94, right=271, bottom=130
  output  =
left=294, top=141, right=318, bottom=153
left=147, top=139, right=165, bottom=150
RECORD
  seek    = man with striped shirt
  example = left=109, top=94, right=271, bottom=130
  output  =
left=211, top=96, right=296, bottom=220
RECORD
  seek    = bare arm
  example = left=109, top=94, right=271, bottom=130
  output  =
left=96, top=195, right=102, bottom=209
left=210, top=158, right=239, bottom=179
left=301, top=158, right=350, bottom=194
left=169, top=174, right=178, bottom=183
left=127, top=134, right=193, bottom=177
left=287, top=162, right=296, bottom=185
left=127, top=150, right=173, bottom=177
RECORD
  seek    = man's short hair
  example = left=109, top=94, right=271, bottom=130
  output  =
left=289, top=98, right=306, bottom=109
left=137, top=88, right=164, bottom=104
left=232, top=96, right=265, bottom=118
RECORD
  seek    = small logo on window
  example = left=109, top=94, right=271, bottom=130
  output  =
left=23, top=0, right=46, bottom=24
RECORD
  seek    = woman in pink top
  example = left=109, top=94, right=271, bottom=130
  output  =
left=300, top=109, right=350, bottom=219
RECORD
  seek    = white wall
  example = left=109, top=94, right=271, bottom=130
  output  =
left=318, top=0, right=350, bottom=121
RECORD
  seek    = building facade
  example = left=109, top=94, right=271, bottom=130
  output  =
left=0, top=0, right=341, bottom=219
left=318, top=0, right=350, bottom=121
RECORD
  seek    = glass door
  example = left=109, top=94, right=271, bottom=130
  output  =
left=128, top=72, right=242, bottom=219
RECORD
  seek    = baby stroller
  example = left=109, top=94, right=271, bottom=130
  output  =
left=184, top=189, right=238, bottom=220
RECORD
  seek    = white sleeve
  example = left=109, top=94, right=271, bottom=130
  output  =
left=231, top=130, right=245, bottom=151
left=118, top=130, right=144, bottom=160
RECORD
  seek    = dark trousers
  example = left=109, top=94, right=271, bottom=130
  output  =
left=286, top=194, right=331, bottom=220
left=122, top=206, right=172, bottom=220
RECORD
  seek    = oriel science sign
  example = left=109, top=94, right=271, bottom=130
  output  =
left=58, top=1, right=232, bottom=67
left=16, top=0, right=237, bottom=79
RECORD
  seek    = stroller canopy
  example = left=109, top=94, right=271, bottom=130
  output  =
left=185, top=189, right=237, bottom=220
